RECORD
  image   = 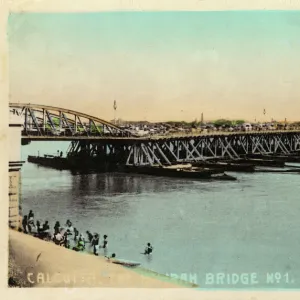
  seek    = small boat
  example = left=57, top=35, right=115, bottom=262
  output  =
left=111, top=258, right=141, bottom=267
left=210, top=173, right=237, bottom=181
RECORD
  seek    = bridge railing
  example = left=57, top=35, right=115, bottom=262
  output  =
left=135, top=129, right=300, bottom=139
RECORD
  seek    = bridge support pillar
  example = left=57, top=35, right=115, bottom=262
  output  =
left=9, top=113, right=24, bottom=229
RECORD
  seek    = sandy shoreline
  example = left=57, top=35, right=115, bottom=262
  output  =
left=8, top=229, right=196, bottom=288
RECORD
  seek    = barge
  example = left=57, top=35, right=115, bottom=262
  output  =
left=229, top=158, right=285, bottom=168
left=28, top=155, right=71, bottom=170
left=124, top=164, right=237, bottom=181
left=192, top=162, right=255, bottom=173
left=247, top=154, right=300, bottom=163
left=27, top=155, right=117, bottom=172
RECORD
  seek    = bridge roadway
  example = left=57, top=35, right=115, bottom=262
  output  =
left=21, top=130, right=300, bottom=142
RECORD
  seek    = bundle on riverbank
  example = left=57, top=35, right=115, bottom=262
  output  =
left=8, top=229, right=191, bottom=288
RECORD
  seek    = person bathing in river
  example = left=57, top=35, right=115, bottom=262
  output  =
left=102, top=235, right=108, bottom=249
left=142, top=243, right=153, bottom=255
left=53, top=231, right=63, bottom=245
left=22, top=215, right=28, bottom=234
left=72, top=239, right=85, bottom=252
left=78, top=233, right=85, bottom=244
left=54, top=221, right=60, bottom=235
left=66, top=220, right=74, bottom=232
left=27, top=212, right=35, bottom=233
left=36, top=220, right=43, bottom=233
left=105, top=253, right=116, bottom=261
left=42, top=221, right=50, bottom=232
left=86, top=231, right=94, bottom=243
left=28, top=210, right=34, bottom=219
left=63, top=232, right=70, bottom=249
left=91, top=233, right=100, bottom=256
left=38, top=221, right=50, bottom=240
left=73, top=228, right=79, bottom=241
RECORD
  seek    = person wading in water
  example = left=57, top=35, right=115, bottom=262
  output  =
left=22, top=215, right=28, bottom=233
left=72, top=239, right=85, bottom=252
left=36, top=220, right=42, bottom=233
left=102, top=235, right=108, bottom=249
left=27, top=211, right=35, bottom=233
left=86, top=231, right=94, bottom=243
left=74, top=228, right=79, bottom=241
left=63, top=232, right=70, bottom=249
left=105, top=253, right=116, bottom=261
left=142, top=243, right=153, bottom=255
left=54, top=221, right=60, bottom=235
left=91, top=233, right=100, bottom=256
left=53, top=231, right=63, bottom=246
left=40, top=221, right=50, bottom=240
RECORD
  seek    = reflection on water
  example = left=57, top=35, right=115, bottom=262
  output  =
left=19, top=142, right=300, bottom=289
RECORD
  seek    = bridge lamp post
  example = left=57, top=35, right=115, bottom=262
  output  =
left=113, top=100, right=117, bottom=125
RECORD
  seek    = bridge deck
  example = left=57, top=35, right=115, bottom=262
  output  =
left=21, top=130, right=300, bottom=142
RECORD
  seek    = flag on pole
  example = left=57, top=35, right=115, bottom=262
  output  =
left=113, top=100, right=117, bottom=111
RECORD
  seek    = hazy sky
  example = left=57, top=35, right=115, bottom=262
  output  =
left=7, top=11, right=300, bottom=122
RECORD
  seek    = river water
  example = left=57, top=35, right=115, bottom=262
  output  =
left=20, top=141, right=300, bottom=289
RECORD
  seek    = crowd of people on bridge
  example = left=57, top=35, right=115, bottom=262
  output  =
left=20, top=210, right=154, bottom=258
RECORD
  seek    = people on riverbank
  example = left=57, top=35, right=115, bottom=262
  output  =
left=18, top=214, right=149, bottom=263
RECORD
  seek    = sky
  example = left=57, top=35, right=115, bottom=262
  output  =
left=7, top=11, right=300, bottom=122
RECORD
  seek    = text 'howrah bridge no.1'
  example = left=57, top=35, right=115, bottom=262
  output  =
left=9, top=103, right=300, bottom=166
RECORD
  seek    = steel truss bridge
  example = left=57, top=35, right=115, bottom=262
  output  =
left=9, top=103, right=129, bottom=137
left=10, top=103, right=300, bottom=166
left=67, top=131, right=300, bottom=166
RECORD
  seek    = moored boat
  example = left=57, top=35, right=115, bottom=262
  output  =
left=111, top=258, right=141, bottom=267
left=229, top=158, right=285, bottom=168
left=124, top=164, right=237, bottom=181
left=192, top=162, right=255, bottom=173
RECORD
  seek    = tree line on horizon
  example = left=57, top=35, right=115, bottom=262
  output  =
left=164, top=119, right=245, bottom=128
